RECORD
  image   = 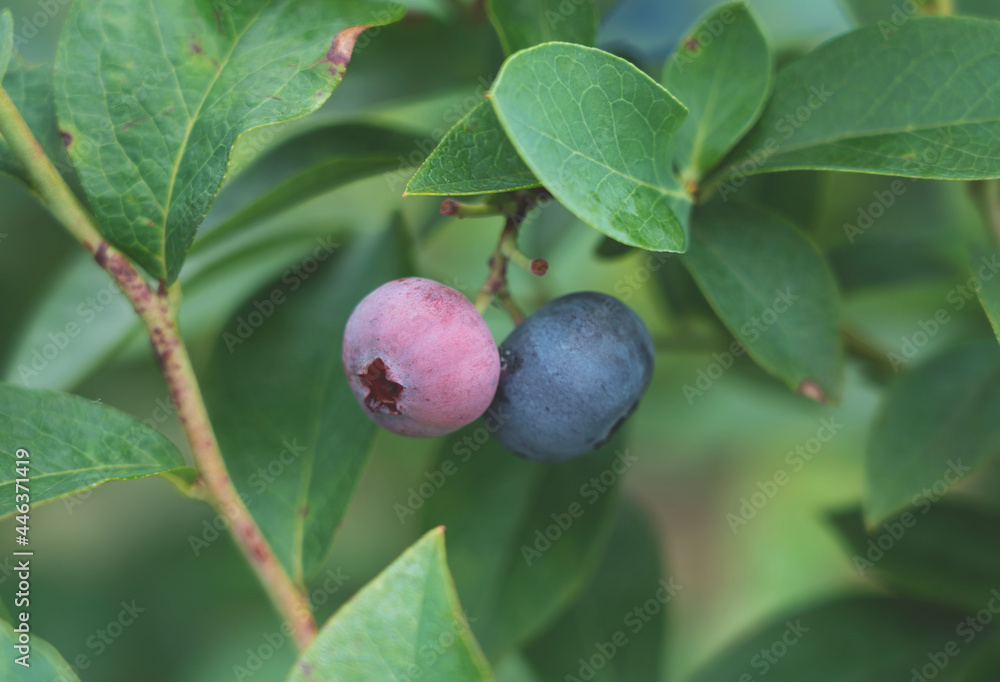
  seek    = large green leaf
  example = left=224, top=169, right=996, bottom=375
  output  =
left=194, top=122, right=421, bottom=251
left=0, top=10, right=12, bottom=82
left=832, top=502, right=1000, bottom=612
left=686, top=596, right=978, bottom=682
left=404, top=100, right=539, bottom=196
left=865, top=340, right=1000, bottom=524
left=491, top=43, right=691, bottom=252
left=0, top=383, right=192, bottom=519
left=524, top=499, right=668, bottom=682
left=1, top=619, right=82, bottom=681
left=662, top=2, right=771, bottom=182
left=419, top=425, right=626, bottom=659
left=682, top=201, right=843, bottom=401
left=486, top=0, right=597, bottom=55
left=204, top=216, right=413, bottom=584
left=0, top=54, right=66, bottom=185
left=841, top=0, right=998, bottom=24
left=285, top=528, right=492, bottom=682
left=714, top=18, right=1000, bottom=188
left=53, top=0, right=404, bottom=283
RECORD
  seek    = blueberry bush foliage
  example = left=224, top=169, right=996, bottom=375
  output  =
left=2, top=0, right=1000, bottom=680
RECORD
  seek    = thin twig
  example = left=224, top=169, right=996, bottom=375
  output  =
left=0, top=85, right=317, bottom=650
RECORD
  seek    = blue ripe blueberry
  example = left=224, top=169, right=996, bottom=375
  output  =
left=491, top=292, right=654, bottom=462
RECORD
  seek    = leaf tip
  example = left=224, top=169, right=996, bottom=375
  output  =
left=798, top=379, right=826, bottom=403
left=320, top=25, right=370, bottom=73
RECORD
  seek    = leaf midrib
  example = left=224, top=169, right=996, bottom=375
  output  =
left=158, top=0, right=273, bottom=269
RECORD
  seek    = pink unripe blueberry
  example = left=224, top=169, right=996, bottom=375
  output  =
left=342, top=277, right=500, bottom=437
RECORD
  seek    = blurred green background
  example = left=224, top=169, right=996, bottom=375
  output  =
left=2, top=0, right=998, bottom=680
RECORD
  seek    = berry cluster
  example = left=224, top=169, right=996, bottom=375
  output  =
left=343, top=278, right=653, bottom=461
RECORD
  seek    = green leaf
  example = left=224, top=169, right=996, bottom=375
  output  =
left=195, top=122, right=422, bottom=251
left=496, top=654, right=543, bottom=682
left=959, top=0, right=1000, bottom=19
left=1, top=619, right=82, bottom=681
left=524, top=499, right=667, bottom=682
left=405, top=100, right=540, bottom=196
left=686, top=596, right=976, bottom=682
left=0, top=54, right=66, bottom=186
left=978, top=262, right=1000, bottom=344
left=831, top=502, right=1000, bottom=613
left=839, top=0, right=924, bottom=25
left=714, top=17, right=1000, bottom=187
left=486, top=0, right=597, bottom=54
left=420, top=425, right=626, bottom=659
left=0, top=383, right=192, bottom=519
left=285, top=528, right=493, bottom=682
left=682, top=201, right=843, bottom=400
left=0, top=10, right=12, bottom=82
left=662, top=2, right=771, bottom=182
left=204, top=216, right=413, bottom=584
left=841, top=0, right=997, bottom=24
left=53, top=0, right=404, bottom=283
left=491, top=42, right=691, bottom=252
left=865, top=340, right=1000, bottom=524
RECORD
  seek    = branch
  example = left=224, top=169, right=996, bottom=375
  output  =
left=0, top=85, right=317, bottom=650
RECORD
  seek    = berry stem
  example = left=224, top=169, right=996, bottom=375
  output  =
left=0, top=83, right=317, bottom=651
left=474, top=189, right=549, bottom=321
left=440, top=196, right=517, bottom=218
